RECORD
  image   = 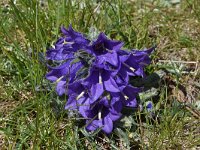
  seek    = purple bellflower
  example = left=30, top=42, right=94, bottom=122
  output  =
left=46, top=61, right=84, bottom=96
left=46, top=25, right=155, bottom=134
left=81, top=97, right=122, bottom=133
left=46, top=26, right=91, bottom=96
left=90, top=33, right=123, bottom=67
left=146, top=101, right=153, bottom=112
left=46, top=25, right=90, bottom=61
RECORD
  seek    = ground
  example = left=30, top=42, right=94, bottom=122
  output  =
left=0, top=0, right=200, bottom=149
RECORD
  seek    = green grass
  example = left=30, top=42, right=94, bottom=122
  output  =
left=0, top=0, right=200, bottom=149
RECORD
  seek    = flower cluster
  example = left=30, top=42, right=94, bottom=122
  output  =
left=46, top=25, right=155, bottom=134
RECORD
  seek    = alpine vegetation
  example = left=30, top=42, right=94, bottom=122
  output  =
left=46, top=25, right=155, bottom=134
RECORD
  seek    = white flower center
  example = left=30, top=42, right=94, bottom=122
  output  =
left=122, top=62, right=135, bottom=72
left=56, top=76, right=64, bottom=83
left=76, top=91, right=85, bottom=100
left=63, top=40, right=74, bottom=45
left=130, top=67, right=135, bottom=72
left=98, top=110, right=102, bottom=120
left=124, top=95, right=129, bottom=100
left=51, top=44, right=55, bottom=49
left=99, top=72, right=102, bottom=84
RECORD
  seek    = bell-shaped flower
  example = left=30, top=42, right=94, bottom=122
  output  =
left=61, top=25, right=90, bottom=45
left=90, top=33, right=123, bottom=67
left=131, top=46, right=155, bottom=67
left=81, top=97, right=122, bottom=134
left=45, top=26, right=155, bottom=134
left=112, top=85, right=141, bottom=107
left=83, top=65, right=120, bottom=103
left=46, top=61, right=84, bottom=96
left=65, top=81, right=90, bottom=110
left=46, top=25, right=90, bottom=61
left=118, top=46, right=155, bottom=81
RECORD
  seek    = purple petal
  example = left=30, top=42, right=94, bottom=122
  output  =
left=124, top=97, right=137, bottom=107
left=68, top=61, right=84, bottom=83
left=134, top=67, right=145, bottom=77
left=122, top=85, right=141, bottom=107
left=132, top=46, right=155, bottom=55
left=91, top=83, right=104, bottom=102
left=98, top=33, right=123, bottom=51
left=119, top=54, right=129, bottom=62
left=108, top=111, right=121, bottom=121
left=86, top=120, right=102, bottom=132
left=83, top=69, right=99, bottom=86
left=61, top=25, right=90, bottom=45
left=65, top=94, right=89, bottom=110
left=78, top=97, right=91, bottom=117
left=46, top=61, right=71, bottom=82
left=102, top=117, right=113, bottom=134
left=67, top=81, right=84, bottom=95
left=61, top=26, right=69, bottom=35
left=115, top=75, right=127, bottom=86
left=99, top=97, right=109, bottom=107
left=65, top=94, right=77, bottom=110
left=146, top=101, right=153, bottom=112
left=102, top=52, right=118, bottom=66
left=124, top=85, right=141, bottom=96
left=111, top=96, right=123, bottom=113
left=104, top=77, right=120, bottom=92
left=118, top=66, right=130, bottom=83
left=56, top=80, right=67, bottom=96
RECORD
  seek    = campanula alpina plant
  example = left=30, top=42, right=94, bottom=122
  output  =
left=46, top=25, right=155, bottom=134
